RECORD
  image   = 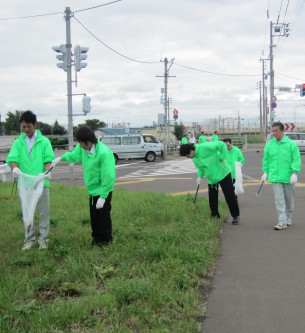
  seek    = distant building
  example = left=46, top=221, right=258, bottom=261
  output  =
left=158, top=113, right=165, bottom=126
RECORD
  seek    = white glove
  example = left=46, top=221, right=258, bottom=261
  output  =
left=50, top=157, right=62, bottom=169
left=290, top=173, right=298, bottom=184
left=196, top=177, right=201, bottom=186
left=236, top=162, right=243, bottom=168
left=12, top=167, right=21, bottom=177
left=261, top=173, right=267, bottom=182
left=44, top=172, right=51, bottom=179
left=96, top=197, right=105, bottom=209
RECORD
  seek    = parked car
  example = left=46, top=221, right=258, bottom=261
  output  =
left=98, top=134, right=163, bottom=163
left=265, top=132, right=305, bottom=152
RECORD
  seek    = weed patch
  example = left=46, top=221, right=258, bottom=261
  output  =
left=0, top=183, right=226, bottom=332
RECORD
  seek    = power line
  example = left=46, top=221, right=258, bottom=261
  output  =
left=74, top=15, right=261, bottom=77
left=74, top=0, right=122, bottom=13
left=73, top=16, right=160, bottom=64
left=277, top=72, right=305, bottom=81
left=173, top=62, right=260, bottom=77
left=0, top=1, right=122, bottom=21
left=0, top=11, right=62, bottom=21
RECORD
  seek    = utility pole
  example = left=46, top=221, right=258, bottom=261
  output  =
left=157, top=58, right=175, bottom=159
left=260, top=58, right=268, bottom=137
left=257, top=81, right=262, bottom=135
left=269, top=21, right=289, bottom=126
left=237, top=109, right=241, bottom=135
left=64, top=7, right=74, bottom=179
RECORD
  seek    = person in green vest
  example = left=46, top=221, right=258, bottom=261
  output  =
left=222, top=138, right=245, bottom=182
left=261, top=122, right=301, bottom=230
left=211, top=131, right=219, bottom=141
left=181, top=134, right=188, bottom=145
left=6, top=111, right=54, bottom=250
left=198, top=131, right=208, bottom=144
left=50, top=127, right=116, bottom=246
left=179, top=142, right=240, bottom=224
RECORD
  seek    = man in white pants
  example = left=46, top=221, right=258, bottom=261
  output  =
left=262, top=122, right=301, bottom=230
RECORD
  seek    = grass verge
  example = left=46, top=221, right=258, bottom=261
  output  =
left=0, top=183, right=226, bottom=333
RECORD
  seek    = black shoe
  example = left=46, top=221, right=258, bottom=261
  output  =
left=211, top=213, right=220, bottom=219
left=232, top=216, right=240, bottom=225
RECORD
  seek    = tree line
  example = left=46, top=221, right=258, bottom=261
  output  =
left=0, top=110, right=106, bottom=136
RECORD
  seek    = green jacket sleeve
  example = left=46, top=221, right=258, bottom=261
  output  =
left=262, top=144, right=269, bottom=173
left=237, top=148, right=245, bottom=165
left=6, top=140, right=20, bottom=166
left=99, top=147, right=116, bottom=199
left=291, top=143, right=301, bottom=173
left=217, top=141, right=228, bottom=160
left=61, top=144, right=83, bottom=163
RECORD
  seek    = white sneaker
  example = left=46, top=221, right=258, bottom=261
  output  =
left=274, top=224, right=287, bottom=230
left=287, top=218, right=292, bottom=226
left=39, top=244, right=48, bottom=250
left=21, top=241, right=35, bottom=250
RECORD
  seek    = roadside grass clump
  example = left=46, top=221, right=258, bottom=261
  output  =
left=247, top=135, right=265, bottom=143
left=0, top=183, right=227, bottom=333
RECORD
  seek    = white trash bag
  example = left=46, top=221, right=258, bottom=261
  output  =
left=234, top=162, right=244, bottom=195
left=18, top=173, right=45, bottom=232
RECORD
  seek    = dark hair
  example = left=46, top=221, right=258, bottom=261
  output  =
left=214, top=131, right=218, bottom=134
left=272, top=122, right=284, bottom=131
left=223, top=138, right=232, bottom=144
left=179, top=143, right=195, bottom=156
left=20, top=111, right=37, bottom=125
left=75, top=126, right=98, bottom=144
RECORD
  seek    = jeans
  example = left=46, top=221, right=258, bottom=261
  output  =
left=24, top=187, right=50, bottom=245
left=272, top=183, right=295, bottom=225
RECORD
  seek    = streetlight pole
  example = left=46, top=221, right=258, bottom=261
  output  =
left=293, top=105, right=305, bottom=126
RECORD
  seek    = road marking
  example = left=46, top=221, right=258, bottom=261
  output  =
left=116, top=177, right=192, bottom=185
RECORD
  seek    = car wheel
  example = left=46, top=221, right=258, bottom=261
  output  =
left=145, top=152, right=156, bottom=162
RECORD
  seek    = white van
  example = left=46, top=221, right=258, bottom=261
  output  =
left=98, top=134, right=164, bottom=163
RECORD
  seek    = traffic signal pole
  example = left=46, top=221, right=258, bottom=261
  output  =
left=65, top=7, right=74, bottom=179
left=64, top=7, right=74, bottom=180
left=52, top=7, right=90, bottom=180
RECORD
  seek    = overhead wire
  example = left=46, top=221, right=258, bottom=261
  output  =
left=73, top=0, right=122, bottom=13
left=0, top=11, right=63, bottom=21
left=277, top=73, right=305, bottom=81
left=0, top=1, right=298, bottom=80
left=0, top=1, right=122, bottom=21
left=73, top=16, right=160, bottom=64
left=74, top=15, right=260, bottom=76
left=173, top=63, right=260, bottom=77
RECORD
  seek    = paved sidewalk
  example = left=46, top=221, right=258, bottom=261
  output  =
left=201, top=181, right=305, bottom=333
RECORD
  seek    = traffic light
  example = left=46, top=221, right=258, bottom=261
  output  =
left=82, top=95, right=91, bottom=114
left=301, top=84, right=305, bottom=97
left=74, top=45, right=89, bottom=72
left=52, top=44, right=67, bottom=71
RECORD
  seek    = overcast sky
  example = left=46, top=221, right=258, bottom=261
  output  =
left=0, top=0, right=305, bottom=129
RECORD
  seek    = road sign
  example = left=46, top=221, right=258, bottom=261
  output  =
left=271, top=102, right=277, bottom=108
left=173, top=109, right=179, bottom=115
left=173, top=115, right=178, bottom=120
left=278, top=87, right=291, bottom=92
left=271, top=96, right=277, bottom=102
left=284, top=122, right=295, bottom=131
